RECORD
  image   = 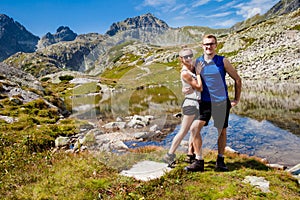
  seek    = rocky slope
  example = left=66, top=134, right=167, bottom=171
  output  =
left=0, top=62, right=69, bottom=116
left=4, top=33, right=106, bottom=77
left=37, top=26, right=77, bottom=49
left=230, top=0, right=300, bottom=32
left=105, top=13, right=170, bottom=36
left=0, top=14, right=39, bottom=61
left=219, top=9, right=300, bottom=83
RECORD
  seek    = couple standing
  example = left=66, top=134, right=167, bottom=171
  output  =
left=163, top=34, right=242, bottom=172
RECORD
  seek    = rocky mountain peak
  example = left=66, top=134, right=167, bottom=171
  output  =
left=105, top=13, right=169, bottom=36
left=265, top=0, right=300, bottom=18
left=37, top=26, right=77, bottom=49
left=0, top=14, right=39, bottom=61
left=230, top=0, right=299, bottom=32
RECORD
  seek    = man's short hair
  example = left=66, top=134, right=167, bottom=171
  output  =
left=202, top=34, right=217, bottom=44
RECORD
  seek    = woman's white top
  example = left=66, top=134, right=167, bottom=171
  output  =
left=181, top=66, right=201, bottom=108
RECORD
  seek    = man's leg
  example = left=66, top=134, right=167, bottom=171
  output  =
left=213, top=100, right=230, bottom=171
left=216, top=128, right=228, bottom=171
left=185, top=135, right=195, bottom=163
left=218, top=128, right=227, bottom=156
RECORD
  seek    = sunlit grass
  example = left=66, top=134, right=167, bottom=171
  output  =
left=2, top=148, right=299, bottom=199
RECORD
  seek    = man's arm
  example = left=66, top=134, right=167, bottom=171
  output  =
left=223, top=58, right=242, bottom=107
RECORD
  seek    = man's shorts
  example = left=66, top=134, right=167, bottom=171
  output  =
left=199, top=99, right=231, bottom=129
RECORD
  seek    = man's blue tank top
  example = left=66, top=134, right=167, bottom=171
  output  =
left=196, top=55, right=228, bottom=102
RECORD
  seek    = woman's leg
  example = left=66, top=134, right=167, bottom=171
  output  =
left=168, top=115, right=195, bottom=154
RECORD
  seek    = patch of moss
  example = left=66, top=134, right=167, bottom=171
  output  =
left=100, top=64, right=136, bottom=79
left=290, top=24, right=300, bottom=31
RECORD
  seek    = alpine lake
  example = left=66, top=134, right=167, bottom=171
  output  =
left=70, top=65, right=300, bottom=168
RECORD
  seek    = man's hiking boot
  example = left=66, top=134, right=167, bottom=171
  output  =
left=184, top=154, right=196, bottom=164
left=215, top=156, right=228, bottom=171
left=162, top=153, right=176, bottom=167
left=184, top=159, right=204, bottom=172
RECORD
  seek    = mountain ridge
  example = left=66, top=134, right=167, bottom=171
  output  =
left=0, top=14, right=39, bottom=61
left=0, top=0, right=298, bottom=62
left=230, top=0, right=299, bottom=31
left=106, top=13, right=170, bottom=37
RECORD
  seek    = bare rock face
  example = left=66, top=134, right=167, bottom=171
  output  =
left=37, top=26, right=78, bottom=49
left=265, top=0, right=300, bottom=17
left=105, top=13, right=170, bottom=36
left=0, top=14, right=39, bottom=61
left=0, top=62, right=43, bottom=91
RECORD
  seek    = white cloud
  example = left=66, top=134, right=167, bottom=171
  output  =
left=169, top=4, right=185, bottom=12
left=210, top=11, right=232, bottom=18
left=173, top=15, right=185, bottom=20
left=180, top=7, right=191, bottom=15
left=192, top=0, right=211, bottom=8
left=142, top=0, right=176, bottom=7
left=234, top=0, right=280, bottom=19
left=138, top=0, right=180, bottom=14
left=214, top=19, right=238, bottom=27
left=194, top=11, right=232, bottom=19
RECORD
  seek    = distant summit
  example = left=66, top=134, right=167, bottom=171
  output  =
left=230, top=0, right=300, bottom=31
left=105, top=13, right=169, bottom=36
left=37, top=26, right=77, bottom=49
left=0, top=14, right=39, bottom=61
left=264, top=0, right=300, bottom=18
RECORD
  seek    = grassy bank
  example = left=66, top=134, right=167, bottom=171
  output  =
left=1, top=147, right=299, bottom=199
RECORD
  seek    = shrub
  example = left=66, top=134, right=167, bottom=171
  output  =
left=59, top=75, right=74, bottom=82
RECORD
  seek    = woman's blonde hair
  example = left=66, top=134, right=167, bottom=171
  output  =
left=179, top=45, right=193, bottom=57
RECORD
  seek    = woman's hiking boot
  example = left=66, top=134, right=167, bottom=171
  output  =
left=184, top=159, right=204, bottom=172
left=162, top=153, right=176, bottom=167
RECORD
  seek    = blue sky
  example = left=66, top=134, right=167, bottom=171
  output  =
left=0, top=0, right=280, bottom=37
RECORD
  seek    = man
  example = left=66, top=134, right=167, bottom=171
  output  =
left=185, top=34, right=242, bottom=171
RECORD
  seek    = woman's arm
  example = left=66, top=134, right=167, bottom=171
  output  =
left=182, top=61, right=204, bottom=93
left=182, top=71, right=202, bottom=92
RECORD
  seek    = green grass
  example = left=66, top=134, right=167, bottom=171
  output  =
left=1, top=83, right=299, bottom=199
left=1, top=46, right=299, bottom=199
left=1, top=150, right=299, bottom=199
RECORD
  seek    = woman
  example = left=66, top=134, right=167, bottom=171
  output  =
left=163, top=47, right=204, bottom=172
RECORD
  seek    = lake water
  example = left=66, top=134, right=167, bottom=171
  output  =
left=71, top=80, right=300, bottom=168
left=125, top=114, right=300, bottom=168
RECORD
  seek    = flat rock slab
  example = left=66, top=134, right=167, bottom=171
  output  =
left=120, top=160, right=172, bottom=181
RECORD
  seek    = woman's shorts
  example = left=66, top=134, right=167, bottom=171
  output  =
left=182, top=98, right=200, bottom=120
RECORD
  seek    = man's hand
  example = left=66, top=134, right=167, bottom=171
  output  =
left=182, top=87, right=193, bottom=95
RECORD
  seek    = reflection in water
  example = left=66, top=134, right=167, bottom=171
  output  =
left=125, top=114, right=300, bottom=167
left=229, top=80, right=300, bottom=135
left=71, top=80, right=300, bottom=167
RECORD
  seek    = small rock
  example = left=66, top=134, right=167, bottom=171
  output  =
left=243, top=176, right=270, bottom=193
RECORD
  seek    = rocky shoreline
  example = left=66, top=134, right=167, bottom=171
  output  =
left=54, top=113, right=300, bottom=184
